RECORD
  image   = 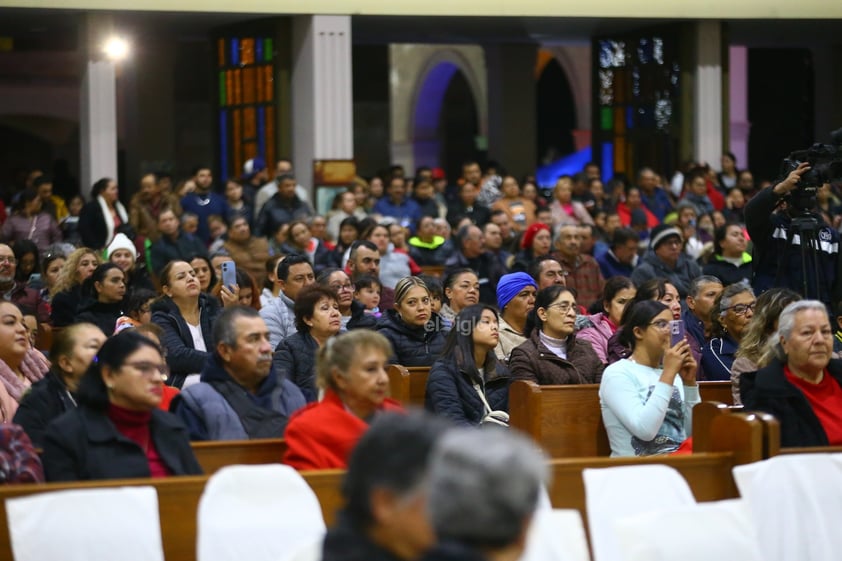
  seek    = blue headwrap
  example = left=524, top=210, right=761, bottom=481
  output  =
left=496, top=272, right=538, bottom=311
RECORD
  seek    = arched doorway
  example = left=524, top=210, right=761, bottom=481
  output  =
left=412, top=61, right=480, bottom=179
left=536, top=59, right=576, bottom=165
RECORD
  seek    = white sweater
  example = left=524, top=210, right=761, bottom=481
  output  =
left=599, top=358, right=700, bottom=457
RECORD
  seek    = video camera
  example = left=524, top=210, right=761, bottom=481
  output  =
left=781, top=127, right=842, bottom=211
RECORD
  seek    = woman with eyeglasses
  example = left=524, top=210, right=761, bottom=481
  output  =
left=42, top=330, right=202, bottom=481
left=600, top=300, right=699, bottom=457
left=377, top=276, right=446, bottom=368
left=14, top=323, right=106, bottom=448
left=509, top=285, right=604, bottom=385
left=438, top=269, right=480, bottom=330
left=317, top=268, right=377, bottom=332
left=701, top=282, right=756, bottom=381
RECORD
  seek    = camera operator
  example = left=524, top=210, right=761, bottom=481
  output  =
left=745, top=162, right=840, bottom=307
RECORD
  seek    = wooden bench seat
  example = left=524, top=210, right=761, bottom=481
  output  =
left=0, top=411, right=765, bottom=561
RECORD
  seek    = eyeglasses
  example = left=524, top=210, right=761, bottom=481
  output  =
left=330, top=283, right=355, bottom=292
left=123, top=361, right=169, bottom=381
left=546, top=301, right=576, bottom=314
left=649, top=319, right=670, bottom=330
left=725, top=302, right=756, bottom=316
left=0, top=257, right=16, bottom=264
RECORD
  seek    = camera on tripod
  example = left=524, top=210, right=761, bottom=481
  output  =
left=780, top=128, right=842, bottom=212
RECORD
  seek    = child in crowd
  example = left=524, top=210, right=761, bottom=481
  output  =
left=60, top=194, right=84, bottom=246
left=354, top=274, right=382, bottom=317
left=181, top=212, right=199, bottom=235
left=418, top=274, right=443, bottom=314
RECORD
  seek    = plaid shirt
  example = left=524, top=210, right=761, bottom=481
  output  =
left=555, top=253, right=606, bottom=311
left=0, top=424, right=44, bottom=483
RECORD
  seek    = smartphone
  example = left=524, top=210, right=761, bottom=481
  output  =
left=27, top=273, right=43, bottom=290
left=221, top=261, right=237, bottom=290
left=669, top=319, right=686, bottom=346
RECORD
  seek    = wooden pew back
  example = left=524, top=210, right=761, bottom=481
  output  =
left=191, top=438, right=286, bottom=474
left=0, top=470, right=346, bottom=561
left=509, top=380, right=610, bottom=457
left=697, top=381, right=734, bottom=405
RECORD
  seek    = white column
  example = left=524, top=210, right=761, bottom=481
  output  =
left=693, top=21, right=723, bottom=167
left=80, top=60, right=118, bottom=194
left=729, top=46, right=750, bottom=169
left=291, top=15, right=353, bottom=192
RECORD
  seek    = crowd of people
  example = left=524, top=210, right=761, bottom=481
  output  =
left=0, top=152, right=839, bottom=488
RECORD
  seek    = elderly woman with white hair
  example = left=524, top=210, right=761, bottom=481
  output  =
left=701, top=282, right=755, bottom=381
left=741, top=300, right=842, bottom=447
left=420, top=427, right=548, bottom=561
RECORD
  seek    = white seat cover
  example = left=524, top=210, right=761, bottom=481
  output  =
left=7, top=486, right=164, bottom=561
left=734, top=454, right=842, bottom=561
left=519, top=508, right=591, bottom=561
left=197, top=464, right=326, bottom=561
left=583, top=464, right=695, bottom=561
left=614, top=499, right=762, bottom=561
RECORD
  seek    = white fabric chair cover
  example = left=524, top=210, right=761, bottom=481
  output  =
left=519, top=509, right=591, bottom=561
left=6, top=486, right=164, bottom=561
left=583, top=465, right=696, bottom=561
left=197, top=464, right=326, bottom=561
left=614, top=499, right=762, bottom=561
left=283, top=537, right=323, bottom=561
left=733, top=454, right=842, bottom=561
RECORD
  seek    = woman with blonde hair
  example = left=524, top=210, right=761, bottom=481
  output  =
left=283, top=330, right=403, bottom=470
left=730, top=288, right=801, bottom=404
left=377, top=276, right=446, bottom=366
left=49, top=247, right=101, bottom=327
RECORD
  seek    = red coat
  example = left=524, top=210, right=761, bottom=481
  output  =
left=283, top=389, right=404, bottom=470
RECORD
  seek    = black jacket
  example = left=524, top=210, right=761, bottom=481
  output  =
left=425, top=357, right=510, bottom=426
left=151, top=294, right=220, bottom=388
left=76, top=299, right=124, bottom=336
left=702, top=255, right=753, bottom=286
left=741, top=358, right=842, bottom=447
left=149, top=231, right=208, bottom=274
left=42, top=405, right=202, bottom=481
left=377, top=310, right=446, bottom=367
left=14, top=370, right=76, bottom=449
left=273, top=331, right=320, bottom=403
left=77, top=200, right=109, bottom=250
left=444, top=250, right=506, bottom=306
left=420, top=541, right=488, bottom=561
left=255, top=194, right=313, bottom=239
left=346, top=299, right=379, bottom=331
left=322, top=511, right=407, bottom=561
left=50, top=285, right=83, bottom=327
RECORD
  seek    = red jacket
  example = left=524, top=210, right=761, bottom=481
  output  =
left=283, top=389, right=403, bottom=470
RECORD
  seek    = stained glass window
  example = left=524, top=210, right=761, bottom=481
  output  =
left=217, top=37, right=275, bottom=181
left=592, top=32, right=681, bottom=179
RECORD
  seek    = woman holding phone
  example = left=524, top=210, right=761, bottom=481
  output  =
left=599, top=300, right=699, bottom=457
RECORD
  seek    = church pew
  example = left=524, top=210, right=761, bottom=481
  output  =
left=191, top=438, right=287, bottom=474
left=387, top=364, right=411, bottom=405
left=697, top=380, right=734, bottom=405
left=0, top=469, right=346, bottom=561
left=419, top=265, right=445, bottom=278
left=387, top=364, right=429, bottom=408
left=0, top=412, right=766, bottom=561
left=508, top=380, right=610, bottom=457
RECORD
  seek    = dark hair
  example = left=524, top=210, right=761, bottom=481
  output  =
left=264, top=256, right=283, bottom=290
left=620, top=278, right=673, bottom=326
left=348, top=240, right=378, bottom=265
left=90, top=177, right=112, bottom=200
left=525, top=285, right=575, bottom=337
left=41, top=252, right=65, bottom=280
left=77, top=330, right=163, bottom=411
left=442, top=268, right=477, bottom=305
left=15, top=188, right=39, bottom=213
left=616, top=300, right=669, bottom=350
left=294, top=284, right=338, bottom=334
left=354, top=274, right=381, bottom=293
left=12, top=239, right=40, bottom=282
left=82, top=262, right=123, bottom=300
left=236, top=269, right=260, bottom=309
left=213, top=305, right=262, bottom=348
left=342, top=411, right=452, bottom=526
left=188, top=254, right=217, bottom=291
left=316, top=267, right=342, bottom=286
left=276, top=253, right=313, bottom=282
left=440, top=304, right=498, bottom=382
left=610, top=227, right=640, bottom=249
left=125, top=288, right=156, bottom=318
left=417, top=274, right=443, bottom=300
left=192, top=165, right=211, bottom=177
left=602, top=276, right=636, bottom=313
left=527, top=255, right=562, bottom=284
left=713, top=222, right=743, bottom=256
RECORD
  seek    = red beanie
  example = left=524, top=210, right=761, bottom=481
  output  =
left=521, top=222, right=551, bottom=250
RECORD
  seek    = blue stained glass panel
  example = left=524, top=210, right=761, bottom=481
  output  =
left=257, top=107, right=265, bottom=158
left=626, top=106, right=634, bottom=130
left=601, top=142, right=613, bottom=178
left=220, top=110, right=229, bottom=181
left=256, top=39, right=263, bottom=62
left=230, top=39, right=239, bottom=66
